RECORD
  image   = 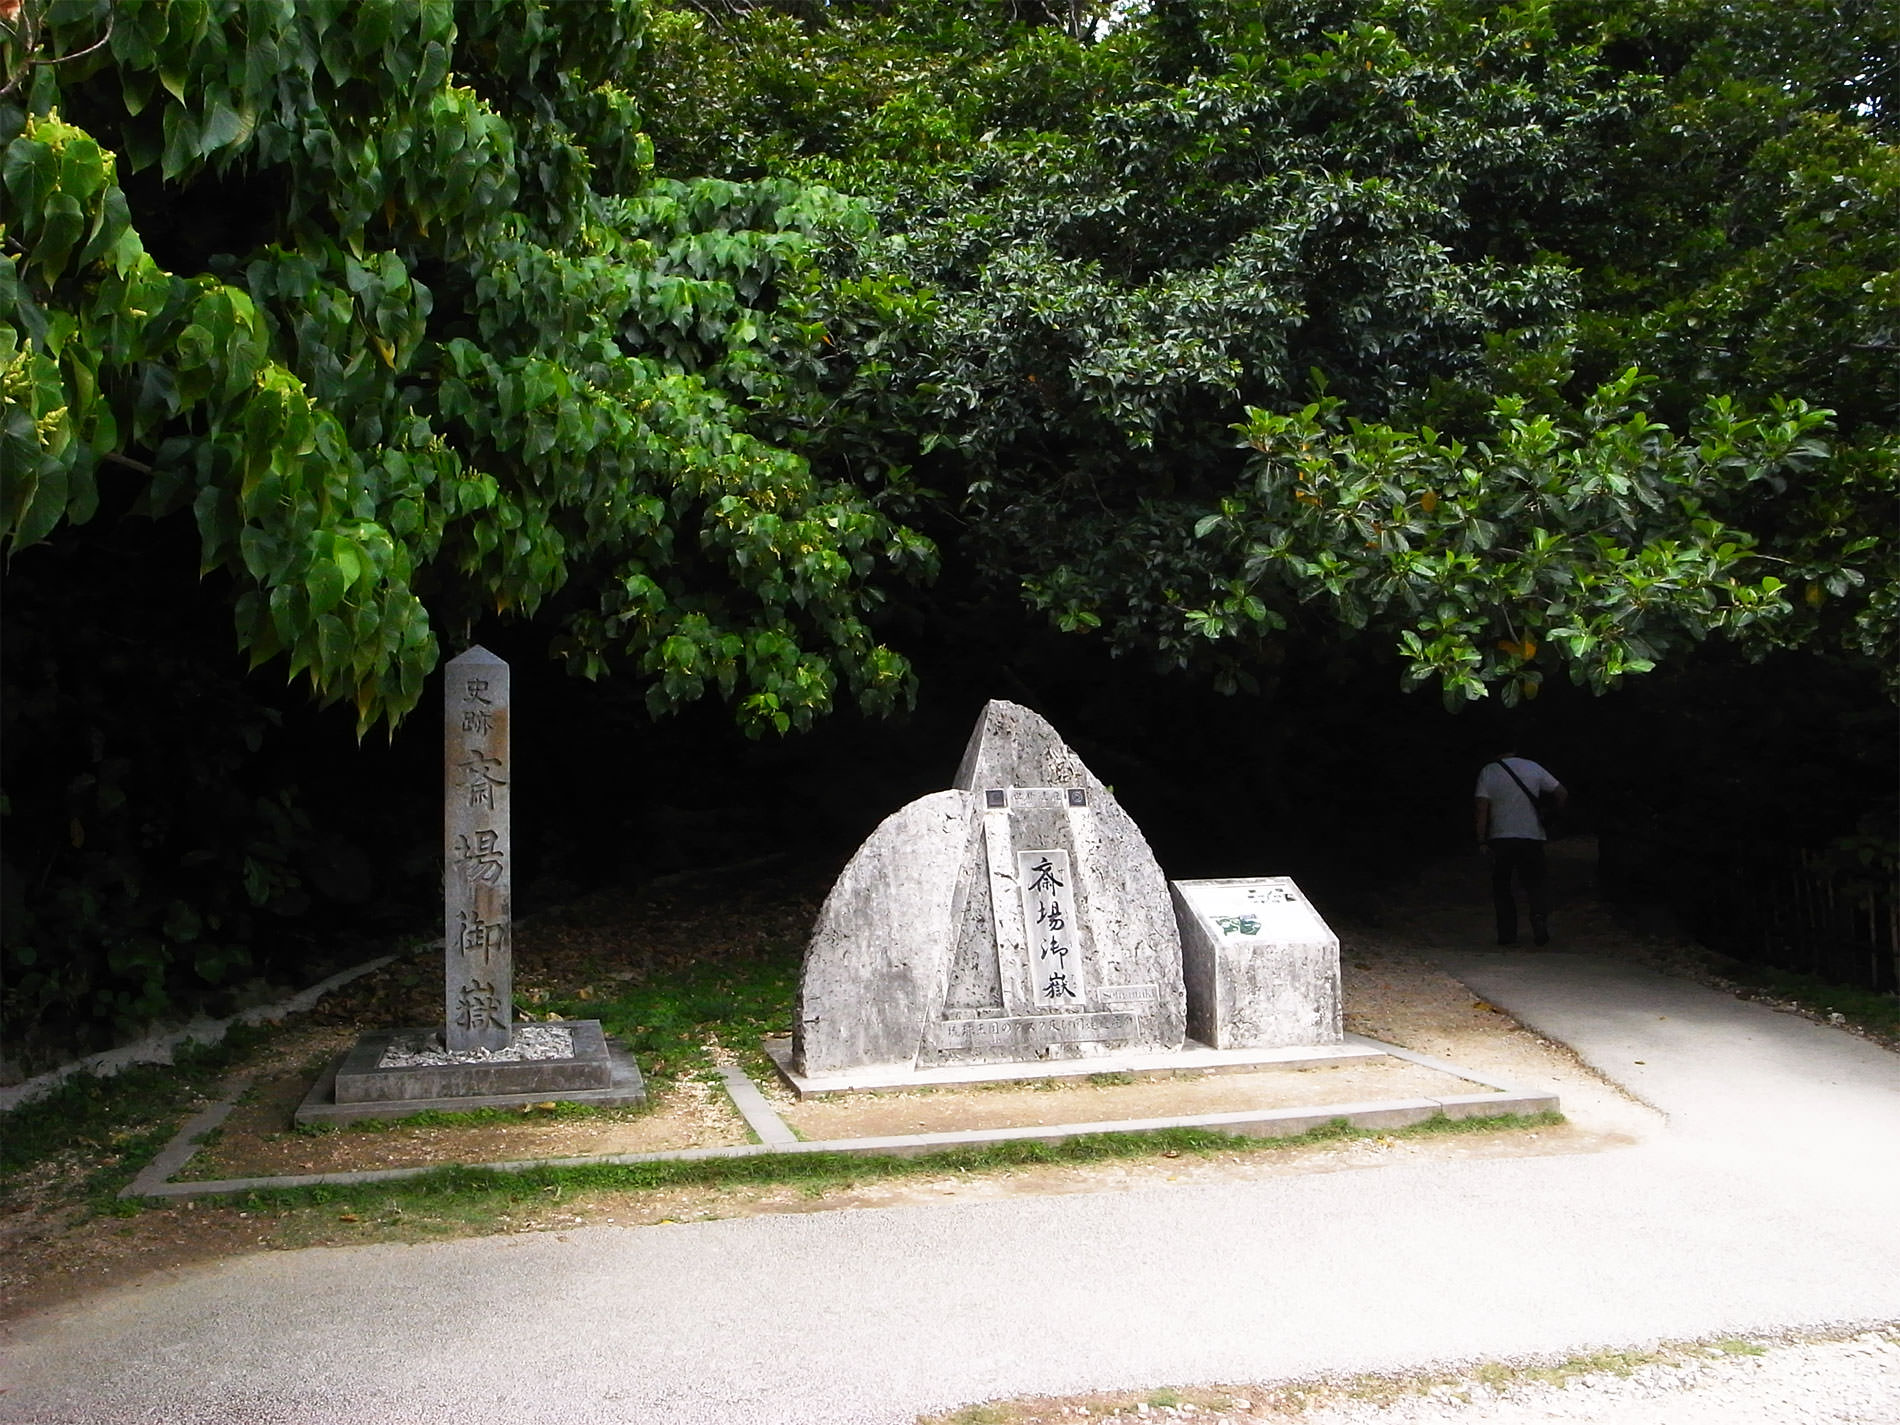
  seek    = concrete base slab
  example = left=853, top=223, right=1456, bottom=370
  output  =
left=294, top=1025, right=645, bottom=1125
left=762, top=1035, right=1384, bottom=1098
left=332, top=1021, right=618, bottom=1104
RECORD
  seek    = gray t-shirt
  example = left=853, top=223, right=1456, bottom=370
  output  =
left=1475, top=757, right=1561, bottom=841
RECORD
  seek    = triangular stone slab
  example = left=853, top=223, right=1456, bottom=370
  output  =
left=794, top=701, right=1185, bottom=1075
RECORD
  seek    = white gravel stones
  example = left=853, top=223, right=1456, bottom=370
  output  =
left=378, top=1024, right=574, bottom=1069
left=1275, top=1330, right=1900, bottom=1425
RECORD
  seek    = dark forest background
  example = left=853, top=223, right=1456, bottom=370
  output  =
left=4, top=0, right=1894, bottom=1072
left=6, top=504, right=1887, bottom=1073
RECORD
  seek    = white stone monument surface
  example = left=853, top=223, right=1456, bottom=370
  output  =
left=794, top=701, right=1186, bottom=1076
left=793, top=791, right=970, bottom=1072
left=1172, top=876, right=1342, bottom=1050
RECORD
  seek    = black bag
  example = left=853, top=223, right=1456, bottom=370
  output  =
left=1535, top=789, right=1564, bottom=840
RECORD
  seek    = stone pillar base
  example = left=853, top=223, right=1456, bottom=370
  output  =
left=293, top=1020, right=646, bottom=1125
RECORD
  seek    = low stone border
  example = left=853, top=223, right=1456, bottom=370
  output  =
left=0, top=943, right=434, bottom=1115
left=124, top=1079, right=252, bottom=1196
left=119, top=1036, right=1559, bottom=1201
left=718, top=1064, right=799, bottom=1147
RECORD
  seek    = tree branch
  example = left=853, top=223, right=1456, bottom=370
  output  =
left=0, top=4, right=112, bottom=102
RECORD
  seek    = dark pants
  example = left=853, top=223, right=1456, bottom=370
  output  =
left=1488, top=838, right=1549, bottom=945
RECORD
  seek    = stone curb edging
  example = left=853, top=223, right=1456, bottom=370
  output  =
left=119, top=1038, right=1559, bottom=1201
left=1341, top=1031, right=1545, bottom=1093
left=0, top=945, right=435, bottom=1116
left=124, top=1082, right=251, bottom=1196
left=717, top=1064, right=800, bottom=1147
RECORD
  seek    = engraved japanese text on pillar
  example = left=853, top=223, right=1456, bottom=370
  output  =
left=444, top=647, right=512, bottom=1051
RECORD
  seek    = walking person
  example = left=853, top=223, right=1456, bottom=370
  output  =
left=1475, top=743, right=1567, bottom=946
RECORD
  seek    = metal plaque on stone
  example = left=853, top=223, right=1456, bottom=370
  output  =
left=444, top=646, right=512, bottom=1052
left=1171, top=876, right=1342, bottom=1050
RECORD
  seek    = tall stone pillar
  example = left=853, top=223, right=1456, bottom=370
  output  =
left=295, top=645, right=646, bottom=1122
left=443, top=646, right=512, bottom=1052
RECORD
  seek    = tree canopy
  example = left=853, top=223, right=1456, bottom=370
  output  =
left=635, top=0, right=1895, bottom=703
left=4, top=0, right=932, bottom=736
left=6, top=0, right=1893, bottom=723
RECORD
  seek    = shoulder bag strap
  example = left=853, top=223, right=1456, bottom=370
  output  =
left=1491, top=759, right=1546, bottom=834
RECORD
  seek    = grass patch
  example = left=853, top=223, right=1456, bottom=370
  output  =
left=526, top=945, right=799, bottom=1088
left=1521, top=1348, right=1652, bottom=1384
left=1345, top=1334, right=1832, bottom=1409
left=1389, top=1108, right=1562, bottom=1137
left=167, top=1111, right=1562, bottom=1225
left=917, top=1327, right=1897, bottom=1424
left=0, top=1025, right=266, bottom=1205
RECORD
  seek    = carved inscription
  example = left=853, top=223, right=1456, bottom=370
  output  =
left=1017, top=848, right=1086, bottom=1006
left=454, top=829, right=506, bottom=884
left=454, top=979, right=507, bottom=1032
left=923, top=1011, right=1136, bottom=1052
left=444, top=647, right=512, bottom=1052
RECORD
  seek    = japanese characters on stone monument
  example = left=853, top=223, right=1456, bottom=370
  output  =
left=1019, top=849, right=1084, bottom=1005
left=444, top=646, right=511, bottom=1053
left=793, top=700, right=1187, bottom=1075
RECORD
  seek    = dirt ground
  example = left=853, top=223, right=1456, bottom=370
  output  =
left=776, top=1058, right=1504, bottom=1139
left=1, top=841, right=1668, bottom=1323
left=181, top=1032, right=754, bottom=1180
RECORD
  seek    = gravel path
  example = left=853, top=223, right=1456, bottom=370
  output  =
left=1285, top=1330, right=1900, bottom=1424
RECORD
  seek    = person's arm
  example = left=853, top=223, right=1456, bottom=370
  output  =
left=1474, top=796, right=1491, bottom=847
left=1536, top=765, right=1569, bottom=810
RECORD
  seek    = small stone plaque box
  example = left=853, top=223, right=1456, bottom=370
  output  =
left=1172, top=876, right=1343, bottom=1050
